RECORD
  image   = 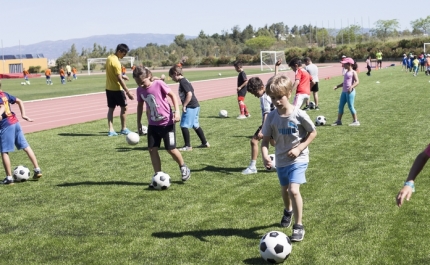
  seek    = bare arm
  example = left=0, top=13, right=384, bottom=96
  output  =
left=396, top=151, right=430, bottom=207
left=182, top=91, right=192, bottom=112
left=261, top=136, right=272, bottom=169
left=116, top=74, right=134, bottom=100
left=15, top=98, right=33, bottom=122
left=167, top=91, right=181, bottom=122
left=274, top=59, right=282, bottom=75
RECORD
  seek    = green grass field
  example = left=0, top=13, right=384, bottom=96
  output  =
left=1, top=66, right=430, bottom=264
left=0, top=67, right=265, bottom=101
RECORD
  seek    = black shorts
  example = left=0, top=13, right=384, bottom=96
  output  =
left=147, top=124, right=176, bottom=150
left=106, top=90, right=127, bottom=108
left=311, top=82, right=319, bottom=92
left=377, top=59, right=382, bottom=64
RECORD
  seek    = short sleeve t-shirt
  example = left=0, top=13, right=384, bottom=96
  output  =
left=178, top=78, right=199, bottom=108
left=295, top=68, right=312, bottom=95
left=237, top=71, right=247, bottom=97
left=0, top=91, right=19, bottom=128
left=105, top=54, right=122, bottom=91
left=136, top=80, right=174, bottom=126
left=260, top=92, right=274, bottom=121
left=305, top=64, right=319, bottom=83
left=262, top=106, right=315, bottom=167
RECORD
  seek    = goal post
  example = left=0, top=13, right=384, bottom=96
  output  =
left=86, top=56, right=134, bottom=75
left=424, top=43, right=430, bottom=54
left=260, top=51, right=287, bottom=71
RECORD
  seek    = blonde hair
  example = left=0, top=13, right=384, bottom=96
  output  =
left=265, top=74, right=293, bottom=98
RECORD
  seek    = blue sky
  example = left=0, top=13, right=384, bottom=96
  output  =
left=0, top=0, right=425, bottom=47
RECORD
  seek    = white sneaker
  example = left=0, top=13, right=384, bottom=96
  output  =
left=242, top=167, right=257, bottom=175
left=349, top=121, right=360, bottom=126
left=237, top=115, right=247, bottom=120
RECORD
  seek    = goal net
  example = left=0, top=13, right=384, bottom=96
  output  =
left=424, top=43, right=430, bottom=54
left=260, top=51, right=287, bottom=71
left=86, top=56, right=135, bottom=75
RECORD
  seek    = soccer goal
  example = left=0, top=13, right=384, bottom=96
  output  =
left=86, top=56, right=134, bottom=75
left=260, top=51, right=287, bottom=71
left=424, top=43, right=430, bottom=54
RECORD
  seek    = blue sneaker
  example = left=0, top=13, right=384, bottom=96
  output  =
left=120, top=128, right=131, bottom=135
left=108, top=131, right=118, bottom=137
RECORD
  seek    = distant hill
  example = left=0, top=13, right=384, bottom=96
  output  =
left=2, top=33, right=195, bottom=60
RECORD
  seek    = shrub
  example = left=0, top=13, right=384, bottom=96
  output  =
left=28, top=66, right=41, bottom=73
left=200, top=56, right=217, bottom=66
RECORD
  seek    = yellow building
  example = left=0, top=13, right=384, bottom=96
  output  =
left=0, top=54, right=48, bottom=75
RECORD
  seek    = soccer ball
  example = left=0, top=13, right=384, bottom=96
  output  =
left=13, top=165, right=31, bottom=182
left=219, top=110, right=228, bottom=118
left=266, top=154, right=276, bottom=171
left=315, top=116, right=327, bottom=126
left=141, top=125, right=148, bottom=135
left=309, top=101, right=315, bottom=109
left=20, top=82, right=26, bottom=85
left=151, top=172, right=171, bottom=190
left=218, top=73, right=222, bottom=76
left=259, top=231, right=292, bottom=264
left=126, top=132, right=140, bottom=145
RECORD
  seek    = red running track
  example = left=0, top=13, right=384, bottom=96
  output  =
left=19, top=62, right=374, bottom=134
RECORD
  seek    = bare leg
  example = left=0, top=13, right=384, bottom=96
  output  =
left=281, top=185, right=293, bottom=212
left=107, top=108, right=115, bottom=132
left=167, top=148, right=185, bottom=167
left=120, top=106, right=127, bottom=131
left=149, top=147, right=162, bottom=172
left=23, top=146, right=39, bottom=169
left=288, top=183, right=303, bottom=225
left=1, top=152, right=11, bottom=176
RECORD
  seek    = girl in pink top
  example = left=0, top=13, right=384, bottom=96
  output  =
left=332, top=58, right=360, bottom=126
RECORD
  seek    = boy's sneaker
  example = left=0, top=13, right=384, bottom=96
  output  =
left=280, top=210, right=293, bottom=228
left=180, top=165, right=191, bottom=181
left=2, top=177, right=14, bottom=185
left=33, top=169, right=42, bottom=179
left=197, top=142, right=210, bottom=148
left=291, top=224, right=305, bottom=242
left=237, top=115, right=247, bottom=120
left=120, top=128, right=131, bottom=135
left=315, top=106, right=320, bottom=110
left=241, top=167, right=257, bottom=175
left=108, top=131, right=118, bottom=136
left=179, top=146, right=193, bottom=151
left=349, top=121, right=360, bottom=126
left=302, top=105, right=310, bottom=111
left=331, top=120, right=342, bottom=126
left=245, top=114, right=251, bottom=118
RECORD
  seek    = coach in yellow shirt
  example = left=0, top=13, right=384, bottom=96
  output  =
left=106, top=43, right=134, bottom=136
left=376, top=49, right=383, bottom=69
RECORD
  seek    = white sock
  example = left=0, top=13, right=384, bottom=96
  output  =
left=250, top=160, right=256, bottom=168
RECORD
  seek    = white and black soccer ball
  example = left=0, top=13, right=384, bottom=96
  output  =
left=126, top=132, right=140, bottom=145
left=260, top=231, right=292, bottom=264
left=151, top=172, right=171, bottom=190
left=266, top=154, right=276, bottom=171
left=315, top=115, right=327, bottom=126
left=13, top=165, right=31, bottom=182
left=309, top=101, right=315, bottom=109
left=219, top=110, right=228, bottom=118
left=141, top=125, right=148, bottom=135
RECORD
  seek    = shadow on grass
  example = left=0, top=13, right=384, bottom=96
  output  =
left=57, top=181, right=147, bottom=187
left=58, top=132, right=107, bottom=137
left=243, top=257, right=267, bottom=264
left=152, top=223, right=277, bottom=242
left=193, top=164, right=243, bottom=174
left=115, top=147, right=149, bottom=152
left=207, top=116, right=230, bottom=119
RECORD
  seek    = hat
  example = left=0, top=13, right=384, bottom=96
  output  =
left=341, top=55, right=346, bottom=58
left=340, top=57, right=354, bottom=64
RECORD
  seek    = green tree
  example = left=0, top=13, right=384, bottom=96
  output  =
left=372, top=19, right=400, bottom=41
left=411, top=16, right=430, bottom=35
left=245, top=36, right=276, bottom=51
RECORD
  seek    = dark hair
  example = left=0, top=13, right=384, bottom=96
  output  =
left=288, top=57, right=302, bottom=67
left=116, top=43, right=129, bottom=53
left=352, top=59, right=358, bottom=71
left=233, top=61, right=243, bottom=68
left=169, top=65, right=183, bottom=77
left=132, top=66, right=152, bottom=79
left=247, top=77, right=264, bottom=94
left=303, top=57, right=311, bottom=63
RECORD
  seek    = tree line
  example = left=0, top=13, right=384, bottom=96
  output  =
left=54, top=17, right=430, bottom=71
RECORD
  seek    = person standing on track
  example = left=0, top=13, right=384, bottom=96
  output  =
left=105, top=43, right=134, bottom=136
